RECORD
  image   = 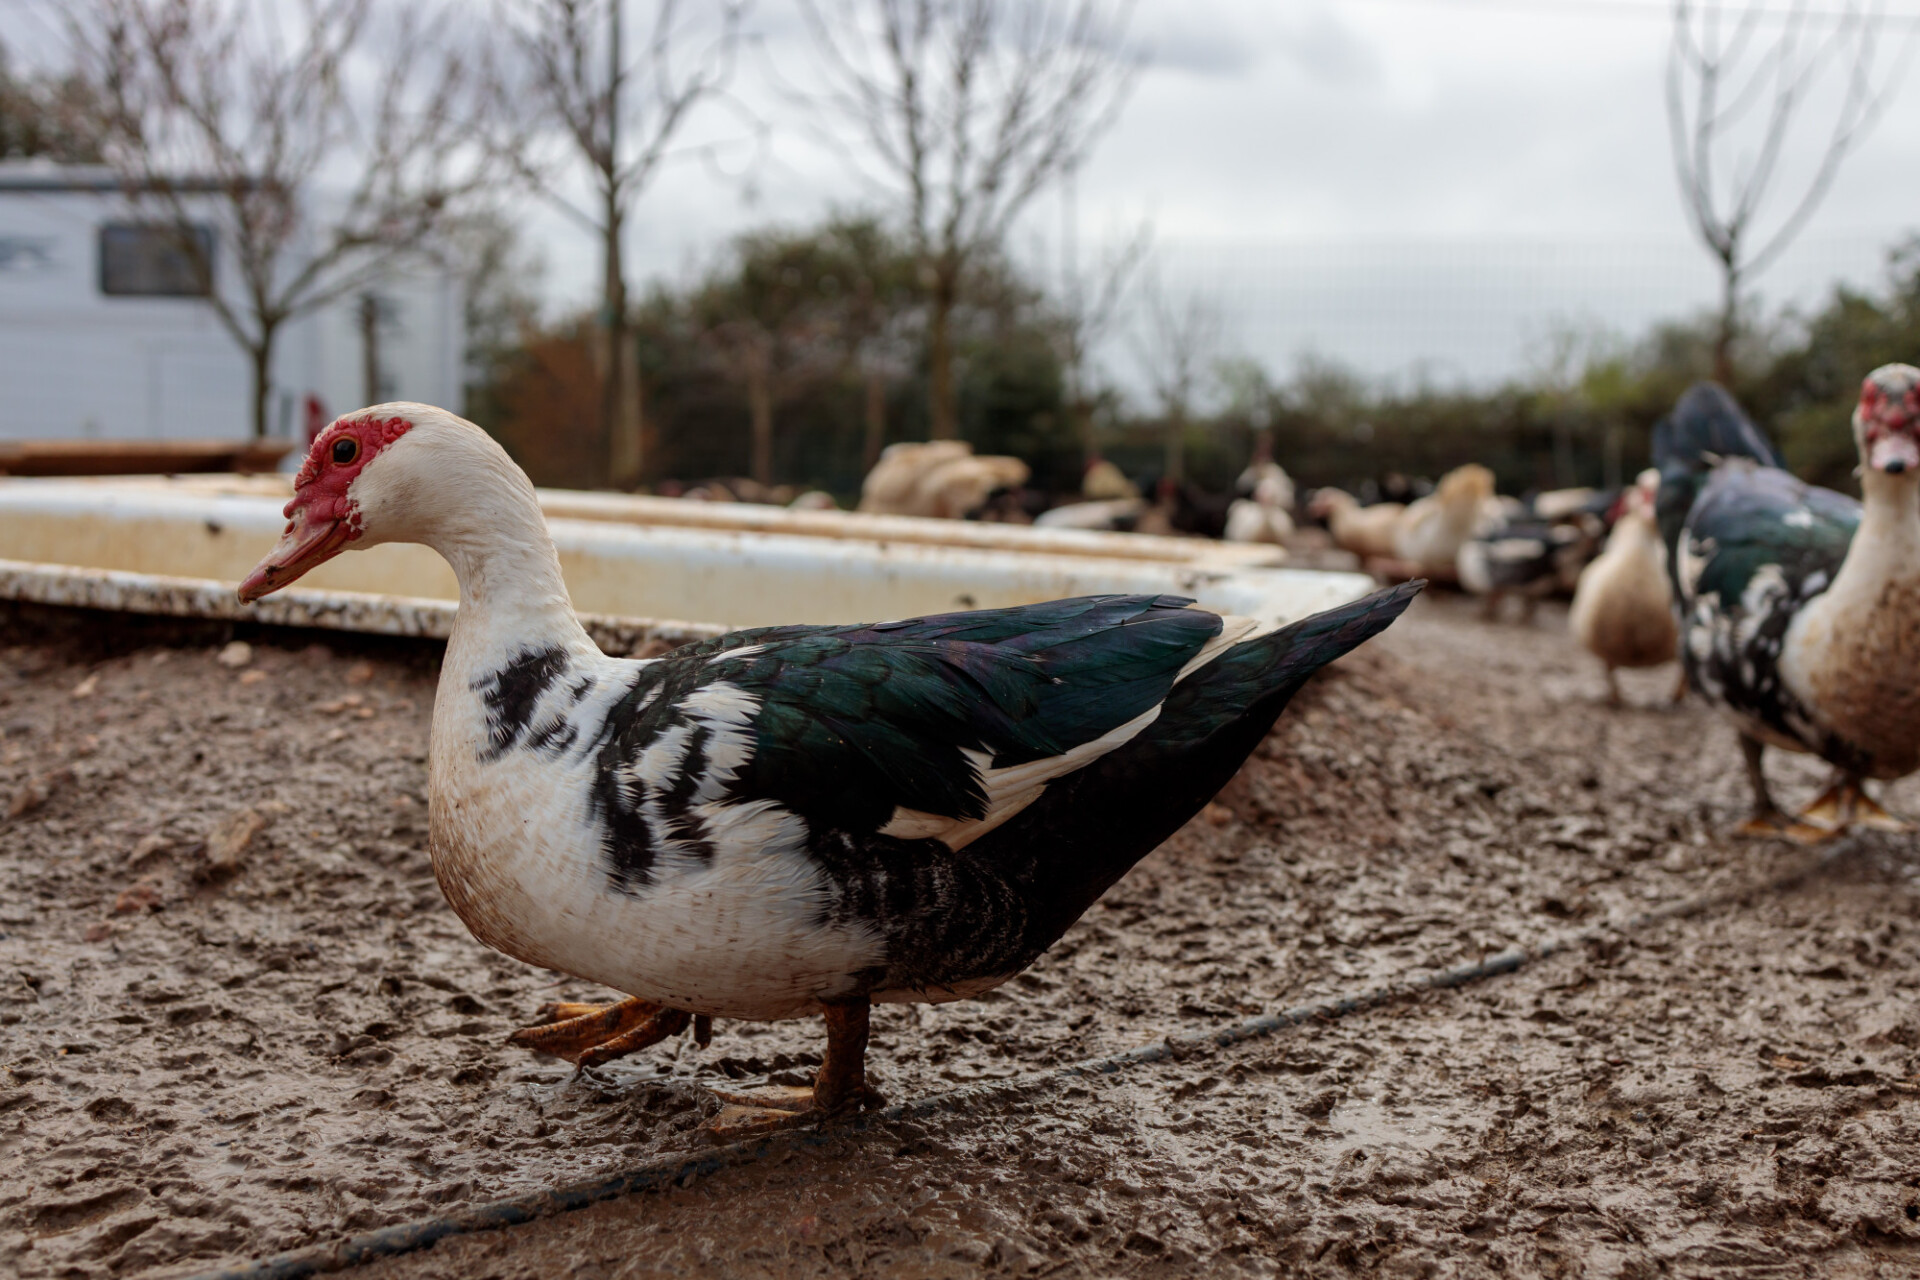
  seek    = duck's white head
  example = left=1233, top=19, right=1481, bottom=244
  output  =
left=238, top=402, right=524, bottom=602
left=1854, top=363, right=1920, bottom=477
left=1624, top=467, right=1660, bottom=521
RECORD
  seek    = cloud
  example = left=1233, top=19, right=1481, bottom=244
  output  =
left=1127, top=1, right=1262, bottom=77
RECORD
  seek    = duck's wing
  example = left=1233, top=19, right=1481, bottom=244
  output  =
left=1679, top=461, right=1859, bottom=745
left=1682, top=462, right=1858, bottom=606
left=580, top=594, right=1226, bottom=885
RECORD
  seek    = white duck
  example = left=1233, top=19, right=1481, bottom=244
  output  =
left=236, top=404, right=1420, bottom=1128
left=1567, top=469, right=1677, bottom=705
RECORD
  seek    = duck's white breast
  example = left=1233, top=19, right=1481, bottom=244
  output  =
left=428, top=663, right=887, bottom=1021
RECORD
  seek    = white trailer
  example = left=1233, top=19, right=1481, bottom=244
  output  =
left=0, top=162, right=463, bottom=447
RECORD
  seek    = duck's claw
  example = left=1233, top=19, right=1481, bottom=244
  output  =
left=1852, top=793, right=1913, bottom=833
left=702, top=1080, right=885, bottom=1141
left=1795, top=781, right=1850, bottom=832
left=574, top=1008, right=691, bottom=1070
left=701, top=1001, right=883, bottom=1139
left=507, top=996, right=663, bottom=1063
left=1735, top=810, right=1837, bottom=845
left=1792, top=777, right=1910, bottom=836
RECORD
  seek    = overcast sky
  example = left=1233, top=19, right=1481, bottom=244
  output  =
left=523, top=0, right=1920, bottom=384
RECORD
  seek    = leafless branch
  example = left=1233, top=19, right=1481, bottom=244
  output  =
left=496, top=0, right=748, bottom=483
left=1665, top=0, right=1913, bottom=377
left=73, top=0, right=501, bottom=434
left=796, top=0, right=1138, bottom=439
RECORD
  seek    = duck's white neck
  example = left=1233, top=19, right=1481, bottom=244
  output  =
left=1856, top=468, right=1920, bottom=560
left=406, top=466, right=596, bottom=671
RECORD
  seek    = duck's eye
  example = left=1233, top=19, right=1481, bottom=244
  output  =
left=331, top=437, right=359, bottom=465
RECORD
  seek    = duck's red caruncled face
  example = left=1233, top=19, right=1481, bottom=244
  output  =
left=237, top=414, right=413, bottom=602
left=1860, top=368, right=1920, bottom=476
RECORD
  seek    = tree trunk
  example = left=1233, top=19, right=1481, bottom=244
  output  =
left=602, top=196, right=642, bottom=488
left=927, top=267, right=959, bottom=440
left=1713, top=255, right=1739, bottom=385
left=358, top=293, right=381, bottom=405
left=748, top=347, right=774, bottom=488
left=1164, top=408, right=1185, bottom=485
left=248, top=334, right=273, bottom=440
left=1074, top=395, right=1096, bottom=468
left=862, top=367, right=887, bottom=472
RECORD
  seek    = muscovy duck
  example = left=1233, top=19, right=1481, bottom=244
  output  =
left=1655, top=368, right=1920, bottom=838
left=1568, top=469, right=1676, bottom=705
left=236, top=404, right=1421, bottom=1128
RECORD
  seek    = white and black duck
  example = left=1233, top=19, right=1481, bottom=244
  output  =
left=1655, top=367, right=1920, bottom=838
left=236, top=404, right=1421, bottom=1127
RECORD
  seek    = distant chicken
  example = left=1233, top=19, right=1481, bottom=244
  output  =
left=234, top=403, right=1422, bottom=1131
left=1308, top=488, right=1405, bottom=561
left=1567, top=470, right=1676, bottom=705
left=1223, top=461, right=1296, bottom=546
left=1657, top=371, right=1920, bottom=838
left=1391, top=464, right=1496, bottom=581
left=857, top=441, right=1029, bottom=520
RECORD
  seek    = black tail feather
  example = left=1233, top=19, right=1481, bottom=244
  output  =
left=1652, top=382, right=1781, bottom=565
left=1651, top=382, right=1780, bottom=476
left=1014, top=578, right=1423, bottom=948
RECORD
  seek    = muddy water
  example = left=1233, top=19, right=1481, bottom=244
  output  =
left=0, top=596, right=1915, bottom=1278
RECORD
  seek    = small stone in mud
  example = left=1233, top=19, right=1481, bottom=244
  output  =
left=112, top=880, right=164, bottom=915
left=217, top=641, right=254, bottom=669
left=992, top=1237, right=1045, bottom=1273
left=124, top=833, right=172, bottom=869
left=70, top=673, right=99, bottom=699
left=347, top=661, right=376, bottom=684
left=203, top=808, right=269, bottom=878
left=9, top=767, right=72, bottom=819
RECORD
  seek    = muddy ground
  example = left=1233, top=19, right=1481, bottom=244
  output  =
left=0, top=592, right=1916, bottom=1279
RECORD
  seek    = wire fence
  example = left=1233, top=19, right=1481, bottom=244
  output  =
left=1085, top=228, right=1906, bottom=394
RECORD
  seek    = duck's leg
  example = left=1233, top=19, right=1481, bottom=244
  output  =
left=814, top=1001, right=885, bottom=1114
left=1670, top=665, right=1689, bottom=705
left=705, top=1000, right=885, bottom=1136
left=1734, top=735, right=1833, bottom=843
left=507, top=996, right=662, bottom=1063
left=1604, top=666, right=1623, bottom=708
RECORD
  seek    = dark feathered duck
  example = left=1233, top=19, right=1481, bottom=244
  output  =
left=236, top=405, right=1420, bottom=1130
left=1655, top=368, right=1920, bottom=838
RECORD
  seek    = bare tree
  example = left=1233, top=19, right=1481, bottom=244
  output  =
left=1666, top=0, right=1910, bottom=381
left=695, top=221, right=882, bottom=487
left=799, top=0, right=1138, bottom=441
left=1, top=40, right=111, bottom=162
left=503, top=0, right=746, bottom=487
left=1130, top=270, right=1219, bottom=485
left=76, top=0, right=498, bottom=438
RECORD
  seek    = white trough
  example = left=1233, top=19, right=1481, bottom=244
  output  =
left=0, top=476, right=1375, bottom=651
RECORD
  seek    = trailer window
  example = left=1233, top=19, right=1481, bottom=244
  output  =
left=99, top=222, right=215, bottom=297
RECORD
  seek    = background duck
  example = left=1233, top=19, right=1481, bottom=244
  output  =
left=1567, top=469, right=1676, bottom=705
left=235, top=404, right=1421, bottom=1131
left=1655, top=369, right=1920, bottom=838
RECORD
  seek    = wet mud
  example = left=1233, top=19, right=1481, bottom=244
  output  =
left=0, top=595, right=1915, bottom=1278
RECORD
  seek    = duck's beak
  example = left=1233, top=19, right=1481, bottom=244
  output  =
left=1868, top=431, right=1920, bottom=476
left=237, top=503, right=352, bottom=602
